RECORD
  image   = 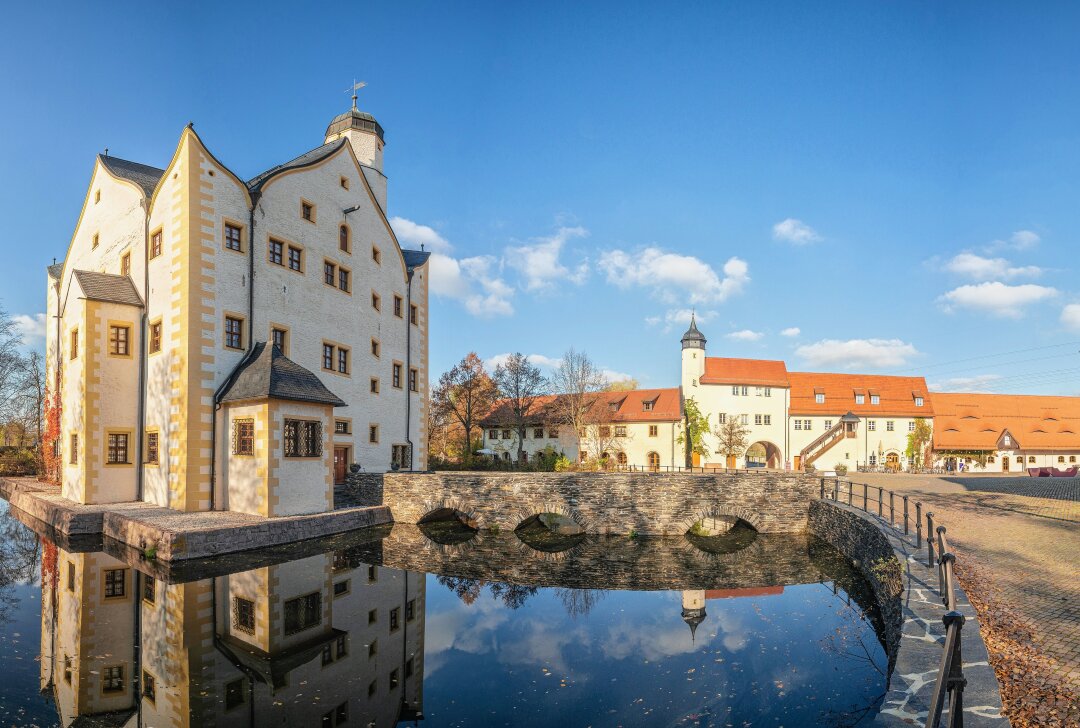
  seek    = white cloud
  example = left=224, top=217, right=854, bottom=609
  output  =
left=795, top=338, right=920, bottom=370
left=599, top=247, right=749, bottom=305
left=938, top=282, right=1058, bottom=318
left=602, top=369, right=635, bottom=384
left=726, top=329, right=764, bottom=342
left=12, top=313, right=46, bottom=344
left=986, top=229, right=1041, bottom=252
left=944, top=253, right=1042, bottom=281
left=772, top=218, right=822, bottom=245
left=1062, top=304, right=1080, bottom=331
left=780, top=327, right=801, bottom=337
left=486, top=352, right=561, bottom=370
left=505, top=226, right=589, bottom=291
left=644, top=308, right=717, bottom=333
left=389, top=216, right=452, bottom=253
left=429, top=253, right=514, bottom=318
left=928, top=374, right=1002, bottom=393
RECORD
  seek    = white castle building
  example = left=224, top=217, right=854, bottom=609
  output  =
left=46, top=96, right=430, bottom=516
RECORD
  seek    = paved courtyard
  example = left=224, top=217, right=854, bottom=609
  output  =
left=851, top=472, right=1079, bottom=723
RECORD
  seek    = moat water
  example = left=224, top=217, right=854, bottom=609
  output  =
left=0, top=501, right=889, bottom=726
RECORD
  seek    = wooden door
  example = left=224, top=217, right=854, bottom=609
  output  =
left=886, top=453, right=900, bottom=471
left=334, top=447, right=348, bottom=485
left=794, top=455, right=801, bottom=471
left=725, top=454, right=737, bottom=469
left=1001, top=456, right=1009, bottom=472
left=692, top=451, right=701, bottom=467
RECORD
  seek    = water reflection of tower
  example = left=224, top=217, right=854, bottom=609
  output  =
left=681, top=590, right=707, bottom=641
left=40, top=543, right=425, bottom=727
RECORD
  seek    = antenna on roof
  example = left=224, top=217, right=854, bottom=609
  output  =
left=346, top=80, right=367, bottom=110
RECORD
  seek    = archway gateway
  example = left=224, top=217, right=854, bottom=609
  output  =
left=746, top=441, right=782, bottom=469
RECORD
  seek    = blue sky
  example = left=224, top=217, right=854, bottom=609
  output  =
left=3, top=1, right=1080, bottom=394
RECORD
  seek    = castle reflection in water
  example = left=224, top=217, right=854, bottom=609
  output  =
left=39, top=541, right=424, bottom=727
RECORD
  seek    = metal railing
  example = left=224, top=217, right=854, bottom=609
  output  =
left=819, top=478, right=967, bottom=728
left=611, top=463, right=768, bottom=475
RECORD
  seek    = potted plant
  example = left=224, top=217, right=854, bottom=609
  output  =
left=349, top=462, right=361, bottom=474
left=834, top=463, right=848, bottom=476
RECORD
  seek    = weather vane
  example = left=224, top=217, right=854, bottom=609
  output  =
left=346, top=80, right=367, bottom=110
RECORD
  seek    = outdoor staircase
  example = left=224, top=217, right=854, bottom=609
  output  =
left=800, top=420, right=846, bottom=468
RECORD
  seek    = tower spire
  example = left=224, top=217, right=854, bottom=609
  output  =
left=346, top=79, right=367, bottom=110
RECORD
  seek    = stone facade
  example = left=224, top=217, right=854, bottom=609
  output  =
left=348, top=470, right=818, bottom=535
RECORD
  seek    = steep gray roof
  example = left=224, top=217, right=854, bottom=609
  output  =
left=47, top=263, right=63, bottom=280
left=99, top=155, right=165, bottom=197
left=72, top=270, right=143, bottom=307
left=325, top=108, right=385, bottom=142
left=219, top=342, right=346, bottom=407
left=401, top=249, right=431, bottom=271
left=247, top=139, right=347, bottom=192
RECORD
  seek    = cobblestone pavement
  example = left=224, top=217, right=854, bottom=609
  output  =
left=850, top=473, right=1080, bottom=701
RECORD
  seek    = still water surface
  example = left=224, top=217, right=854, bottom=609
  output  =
left=0, top=502, right=888, bottom=727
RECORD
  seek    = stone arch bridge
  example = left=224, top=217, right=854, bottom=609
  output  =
left=349, top=471, right=818, bottom=535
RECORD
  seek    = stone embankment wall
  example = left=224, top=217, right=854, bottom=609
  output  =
left=347, top=470, right=818, bottom=535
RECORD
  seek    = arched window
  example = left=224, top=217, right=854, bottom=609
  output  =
left=647, top=452, right=660, bottom=471
left=1058, top=455, right=1065, bottom=463
left=339, top=225, right=350, bottom=253
left=1028, top=456, right=1036, bottom=463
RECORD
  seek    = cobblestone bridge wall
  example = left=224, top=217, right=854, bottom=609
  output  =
left=347, top=471, right=818, bottom=535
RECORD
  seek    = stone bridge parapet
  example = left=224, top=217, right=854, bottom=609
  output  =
left=347, top=471, right=818, bottom=535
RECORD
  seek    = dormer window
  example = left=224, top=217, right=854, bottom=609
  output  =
left=914, top=396, right=924, bottom=407
left=815, top=393, right=825, bottom=404
left=870, top=395, right=880, bottom=405
left=643, top=401, right=654, bottom=411
left=608, top=402, right=619, bottom=412
left=1003, top=435, right=1011, bottom=446
left=854, top=394, right=865, bottom=405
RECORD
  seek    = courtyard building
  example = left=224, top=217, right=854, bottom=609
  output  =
left=45, top=98, right=430, bottom=516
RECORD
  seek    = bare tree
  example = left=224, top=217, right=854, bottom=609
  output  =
left=492, top=353, right=545, bottom=463
left=548, top=349, right=607, bottom=460
left=714, top=414, right=751, bottom=467
left=0, top=304, right=27, bottom=425
left=17, top=351, right=44, bottom=450
left=432, top=353, right=498, bottom=466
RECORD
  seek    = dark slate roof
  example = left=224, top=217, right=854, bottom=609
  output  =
left=219, top=342, right=347, bottom=407
left=325, top=108, right=385, bottom=142
left=47, top=263, right=63, bottom=280
left=681, top=314, right=707, bottom=347
left=72, top=270, right=143, bottom=307
left=247, top=139, right=347, bottom=191
left=99, top=155, right=165, bottom=198
left=401, top=249, right=431, bottom=271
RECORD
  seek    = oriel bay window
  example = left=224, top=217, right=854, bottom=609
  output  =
left=109, top=324, right=130, bottom=356
left=284, top=419, right=322, bottom=458
left=107, top=433, right=130, bottom=464
left=284, top=592, right=322, bottom=635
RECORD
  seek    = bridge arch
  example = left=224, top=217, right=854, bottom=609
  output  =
left=510, top=502, right=593, bottom=534
left=416, top=499, right=484, bottom=531
left=746, top=441, right=782, bottom=469
left=679, top=505, right=764, bottom=536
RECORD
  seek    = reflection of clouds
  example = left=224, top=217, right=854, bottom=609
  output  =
left=600, top=603, right=752, bottom=661
left=496, top=618, right=590, bottom=675
left=424, top=592, right=510, bottom=678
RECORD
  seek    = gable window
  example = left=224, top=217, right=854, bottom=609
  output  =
left=109, top=324, right=131, bottom=356
left=232, top=419, right=255, bottom=456
left=372, top=246, right=381, bottom=264
left=120, top=251, right=131, bottom=277
left=70, top=329, right=78, bottom=359
left=269, top=239, right=284, bottom=265
left=284, top=420, right=322, bottom=458
left=104, top=568, right=126, bottom=598
left=409, top=367, right=418, bottom=392
left=107, top=433, right=130, bottom=464
left=225, top=223, right=243, bottom=252
left=234, top=597, right=255, bottom=634
left=150, top=230, right=162, bottom=258
left=339, top=224, right=351, bottom=252
left=149, top=321, right=162, bottom=353
left=371, top=292, right=381, bottom=311
left=648, top=424, right=658, bottom=437
left=338, top=267, right=350, bottom=292
left=224, top=316, right=244, bottom=349
left=410, top=304, right=418, bottom=325
left=288, top=245, right=303, bottom=272
left=815, top=393, right=825, bottom=404
left=284, top=592, right=321, bottom=635
left=392, top=363, right=403, bottom=389
left=301, top=200, right=315, bottom=222
left=271, top=327, right=287, bottom=354
left=103, top=665, right=124, bottom=693
left=324, top=261, right=336, bottom=286
left=394, top=295, right=403, bottom=318
left=145, top=432, right=159, bottom=464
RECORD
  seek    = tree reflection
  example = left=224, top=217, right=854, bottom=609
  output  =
left=0, top=506, right=41, bottom=624
left=436, top=575, right=538, bottom=609
left=554, top=588, right=606, bottom=619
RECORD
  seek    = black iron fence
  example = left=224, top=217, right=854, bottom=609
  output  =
left=819, top=478, right=967, bottom=728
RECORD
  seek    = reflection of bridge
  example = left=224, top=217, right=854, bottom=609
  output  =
left=350, top=471, right=818, bottom=535
left=339, top=524, right=861, bottom=592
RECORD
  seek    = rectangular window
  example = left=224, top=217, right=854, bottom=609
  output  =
left=389, top=607, right=400, bottom=631
left=70, top=329, right=78, bottom=359
left=648, top=424, right=658, bottom=437
left=104, top=569, right=126, bottom=598
left=143, top=671, right=156, bottom=703
left=915, top=397, right=924, bottom=407
left=225, top=223, right=243, bottom=252
left=301, top=201, right=314, bottom=221
left=410, top=304, right=418, bottom=325
left=370, top=377, right=380, bottom=394
left=70, top=433, right=78, bottom=464
left=323, top=343, right=334, bottom=370
left=143, top=574, right=155, bottom=604
left=284, top=420, right=322, bottom=457
left=284, top=592, right=321, bottom=635
left=392, top=443, right=410, bottom=469
left=271, top=327, right=287, bottom=354
left=339, top=224, right=350, bottom=252
left=824, top=419, right=832, bottom=430
left=754, top=414, right=762, bottom=425
left=764, top=387, right=771, bottom=397
left=394, top=295, right=403, bottom=318
left=107, top=433, right=130, bottom=464
left=336, top=634, right=348, bottom=659
left=740, top=414, right=749, bottom=425
left=755, top=387, right=762, bottom=396
left=615, top=425, right=627, bottom=437
left=741, top=386, right=749, bottom=396
left=234, top=597, right=255, bottom=634
left=371, top=292, right=381, bottom=311
left=815, top=393, right=825, bottom=404
left=370, top=338, right=380, bottom=358
left=324, top=261, right=336, bottom=285
left=145, top=432, right=159, bottom=464
left=731, top=385, right=739, bottom=396
left=533, top=427, right=544, bottom=439
left=338, top=347, right=350, bottom=374
left=109, top=325, right=130, bottom=356
left=334, top=420, right=351, bottom=435
left=794, top=420, right=802, bottom=431
left=718, top=413, right=726, bottom=424
left=599, top=425, right=611, bottom=437
left=764, top=414, right=771, bottom=426
left=804, top=419, right=812, bottom=431
left=269, top=239, right=284, bottom=265
left=643, top=401, right=654, bottom=411
left=870, top=395, right=880, bottom=405
left=232, top=419, right=255, bottom=456
left=150, top=230, right=162, bottom=259
left=548, top=428, right=559, bottom=438
left=489, top=429, right=498, bottom=440
left=288, top=246, right=303, bottom=272
left=368, top=565, right=378, bottom=581
left=389, top=668, right=400, bottom=689
left=225, top=679, right=245, bottom=710
left=322, top=643, right=334, bottom=666
left=338, top=267, right=350, bottom=292
left=67, top=563, right=74, bottom=591
left=502, top=429, right=511, bottom=439
left=149, top=321, right=162, bottom=353
left=225, top=316, right=243, bottom=349
left=855, top=394, right=865, bottom=404
left=333, top=580, right=350, bottom=597
left=406, top=599, right=416, bottom=621
left=103, top=665, right=124, bottom=693
left=372, top=246, right=381, bottom=264
left=868, top=420, right=877, bottom=431
left=409, top=367, right=419, bottom=392
left=392, top=363, right=403, bottom=389
left=369, top=424, right=379, bottom=444
left=886, top=420, right=895, bottom=432
left=908, top=421, right=916, bottom=432
left=120, top=252, right=131, bottom=277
